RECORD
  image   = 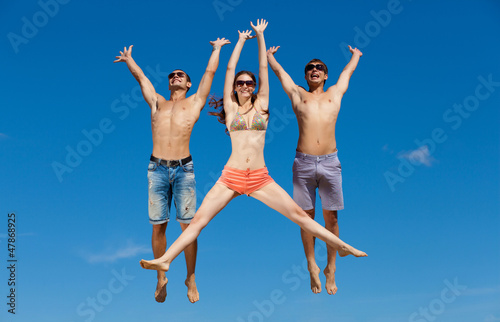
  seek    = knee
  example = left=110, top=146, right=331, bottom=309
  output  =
left=189, top=215, right=208, bottom=231
left=304, top=209, right=315, bottom=219
left=152, top=223, right=167, bottom=236
left=323, top=211, right=338, bottom=226
left=294, top=206, right=312, bottom=225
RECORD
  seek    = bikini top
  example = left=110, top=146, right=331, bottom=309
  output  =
left=229, top=107, right=267, bottom=132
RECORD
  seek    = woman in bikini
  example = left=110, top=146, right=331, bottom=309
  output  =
left=140, top=19, right=366, bottom=279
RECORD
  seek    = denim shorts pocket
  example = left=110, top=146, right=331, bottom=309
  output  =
left=181, top=162, right=194, bottom=173
left=148, top=162, right=158, bottom=172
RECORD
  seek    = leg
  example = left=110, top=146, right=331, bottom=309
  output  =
left=317, top=152, right=343, bottom=294
left=173, top=160, right=200, bottom=303
left=323, top=210, right=339, bottom=295
left=147, top=162, right=172, bottom=302
left=179, top=222, right=199, bottom=303
left=250, top=183, right=366, bottom=257
left=140, top=183, right=239, bottom=271
left=292, top=153, right=322, bottom=292
left=152, top=222, right=169, bottom=302
left=300, top=208, right=322, bottom=294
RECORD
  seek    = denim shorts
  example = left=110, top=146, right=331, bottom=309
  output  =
left=147, top=159, right=196, bottom=224
left=292, top=151, right=344, bottom=211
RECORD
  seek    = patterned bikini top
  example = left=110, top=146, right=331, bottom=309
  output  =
left=229, top=107, right=267, bottom=132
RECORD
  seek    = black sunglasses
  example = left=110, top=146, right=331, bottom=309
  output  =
left=168, top=72, right=186, bottom=79
left=305, top=64, right=326, bottom=72
left=236, top=80, right=255, bottom=87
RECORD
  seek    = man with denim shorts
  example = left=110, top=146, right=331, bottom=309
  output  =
left=267, top=45, right=362, bottom=295
left=114, top=38, right=229, bottom=303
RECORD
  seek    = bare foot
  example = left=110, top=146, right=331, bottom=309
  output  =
left=185, top=275, right=199, bottom=303
left=140, top=259, right=170, bottom=272
left=338, top=245, right=367, bottom=257
left=324, top=266, right=337, bottom=295
left=155, top=276, right=168, bottom=303
left=308, top=264, right=322, bottom=294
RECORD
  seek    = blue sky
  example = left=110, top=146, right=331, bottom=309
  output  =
left=1, top=0, right=499, bottom=321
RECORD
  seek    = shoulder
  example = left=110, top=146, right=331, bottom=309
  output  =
left=226, top=99, right=239, bottom=111
left=178, top=94, right=200, bottom=109
left=285, top=85, right=305, bottom=105
left=296, top=85, right=308, bottom=96
left=296, top=87, right=314, bottom=100
left=157, top=94, right=167, bottom=102
left=254, top=96, right=269, bottom=114
left=224, top=102, right=238, bottom=123
left=326, top=84, right=341, bottom=96
left=185, top=93, right=196, bottom=103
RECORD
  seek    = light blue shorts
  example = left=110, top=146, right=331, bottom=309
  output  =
left=292, top=151, right=344, bottom=211
left=147, top=159, right=196, bottom=224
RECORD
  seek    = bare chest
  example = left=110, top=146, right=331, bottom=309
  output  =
left=295, top=95, right=340, bottom=121
left=152, top=101, right=197, bottom=127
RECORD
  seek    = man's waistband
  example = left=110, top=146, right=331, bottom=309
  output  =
left=150, top=155, right=192, bottom=167
left=295, top=150, right=338, bottom=161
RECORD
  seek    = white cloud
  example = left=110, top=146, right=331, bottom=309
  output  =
left=485, top=314, right=500, bottom=322
left=81, top=240, right=150, bottom=264
left=399, top=145, right=435, bottom=166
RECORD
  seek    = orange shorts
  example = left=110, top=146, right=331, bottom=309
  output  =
left=216, top=166, right=275, bottom=196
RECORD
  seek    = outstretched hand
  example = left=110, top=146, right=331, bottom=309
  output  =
left=210, top=37, right=231, bottom=49
left=250, top=19, right=268, bottom=34
left=267, top=46, right=280, bottom=56
left=238, top=29, right=255, bottom=40
left=348, top=45, right=363, bottom=57
left=114, top=45, right=133, bottom=63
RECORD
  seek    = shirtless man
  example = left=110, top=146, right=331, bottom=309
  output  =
left=114, top=38, right=229, bottom=303
left=267, top=45, right=362, bottom=295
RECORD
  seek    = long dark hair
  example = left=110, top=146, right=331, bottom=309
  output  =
left=209, top=71, right=264, bottom=134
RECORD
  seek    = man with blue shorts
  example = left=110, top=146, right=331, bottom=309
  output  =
left=114, top=38, right=230, bottom=303
left=267, top=45, right=363, bottom=295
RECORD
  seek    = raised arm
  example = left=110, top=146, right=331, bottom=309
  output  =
left=250, top=19, right=269, bottom=107
left=223, top=29, right=255, bottom=106
left=267, top=46, right=300, bottom=100
left=192, top=38, right=230, bottom=110
left=114, top=45, right=157, bottom=109
left=333, top=45, right=363, bottom=96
